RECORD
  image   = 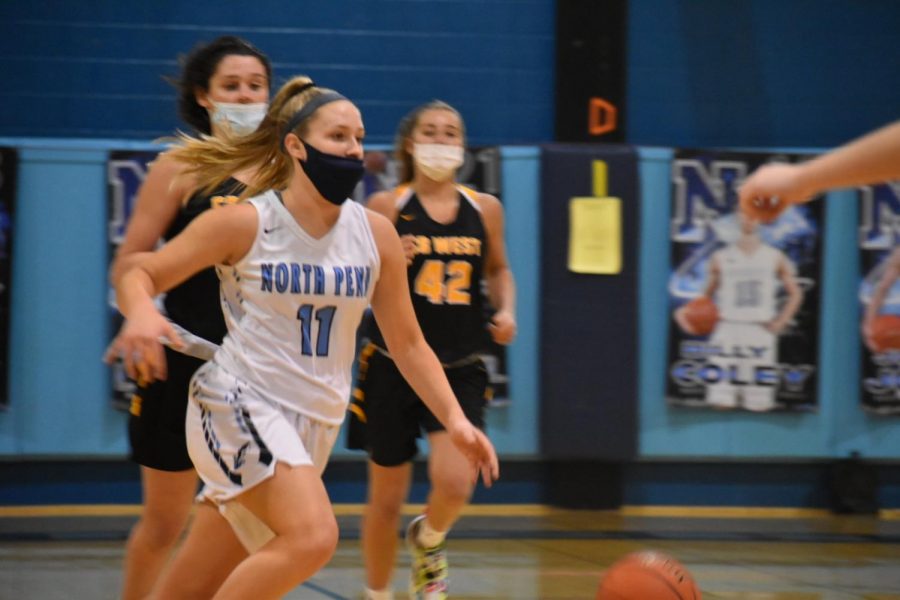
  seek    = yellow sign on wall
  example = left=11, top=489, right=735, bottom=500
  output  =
left=567, top=160, right=622, bottom=275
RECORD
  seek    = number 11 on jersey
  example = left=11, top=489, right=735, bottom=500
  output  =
left=296, top=304, right=336, bottom=357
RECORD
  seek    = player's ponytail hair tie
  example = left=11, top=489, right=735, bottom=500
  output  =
left=280, top=82, right=348, bottom=151
left=290, top=81, right=316, bottom=99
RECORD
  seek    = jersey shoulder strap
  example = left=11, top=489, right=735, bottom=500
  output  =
left=456, top=185, right=483, bottom=212
left=393, top=184, right=416, bottom=211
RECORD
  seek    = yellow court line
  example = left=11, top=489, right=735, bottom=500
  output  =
left=1, top=503, right=897, bottom=521
left=617, top=506, right=836, bottom=519
left=332, top=504, right=568, bottom=517
left=0, top=504, right=143, bottom=518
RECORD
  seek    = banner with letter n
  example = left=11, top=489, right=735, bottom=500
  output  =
left=666, top=150, right=823, bottom=412
left=356, top=147, right=511, bottom=406
left=107, top=150, right=163, bottom=410
left=0, top=148, right=17, bottom=408
left=858, top=181, right=900, bottom=415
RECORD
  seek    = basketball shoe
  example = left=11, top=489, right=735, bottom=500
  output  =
left=406, top=515, right=448, bottom=599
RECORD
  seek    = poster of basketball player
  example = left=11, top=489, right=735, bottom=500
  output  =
left=0, top=148, right=17, bottom=408
left=666, top=150, right=823, bottom=412
left=356, top=146, right=510, bottom=405
left=858, top=181, right=900, bottom=415
left=107, top=150, right=162, bottom=410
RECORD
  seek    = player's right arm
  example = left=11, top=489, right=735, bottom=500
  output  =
left=702, top=254, right=721, bottom=298
left=367, top=188, right=419, bottom=264
left=109, top=204, right=257, bottom=382
left=739, top=119, right=900, bottom=208
left=674, top=255, right=719, bottom=335
left=109, top=152, right=195, bottom=286
left=365, top=190, right=398, bottom=221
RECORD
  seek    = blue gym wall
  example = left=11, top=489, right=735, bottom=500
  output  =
left=2, top=1, right=898, bottom=148
left=0, top=1, right=554, bottom=145
left=626, top=0, right=900, bottom=147
left=0, top=1, right=898, bottom=463
left=4, top=141, right=899, bottom=462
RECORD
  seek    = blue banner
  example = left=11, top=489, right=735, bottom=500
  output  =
left=667, top=150, right=823, bottom=412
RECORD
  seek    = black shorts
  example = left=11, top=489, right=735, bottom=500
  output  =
left=346, top=344, right=490, bottom=467
left=128, top=347, right=205, bottom=472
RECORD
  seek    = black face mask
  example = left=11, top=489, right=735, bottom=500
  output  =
left=298, top=142, right=364, bottom=205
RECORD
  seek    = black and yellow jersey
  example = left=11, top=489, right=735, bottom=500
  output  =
left=370, top=185, right=489, bottom=364
left=162, top=177, right=244, bottom=345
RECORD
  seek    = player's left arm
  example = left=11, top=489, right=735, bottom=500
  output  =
left=478, top=193, right=516, bottom=345
left=767, top=254, right=803, bottom=334
left=862, top=247, right=900, bottom=350
left=865, top=247, right=900, bottom=323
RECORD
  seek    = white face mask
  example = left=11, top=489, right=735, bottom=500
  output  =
left=412, top=143, right=464, bottom=181
left=209, top=101, right=268, bottom=136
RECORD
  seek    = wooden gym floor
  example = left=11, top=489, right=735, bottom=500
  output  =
left=0, top=504, right=898, bottom=599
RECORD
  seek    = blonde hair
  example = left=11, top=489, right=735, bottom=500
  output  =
left=394, top=100, right=465, bottom=183
left=168, top=75, right=341, bottom=199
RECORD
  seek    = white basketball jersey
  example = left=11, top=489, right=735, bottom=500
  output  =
left=214, top=191, right=380, bottom=425
left=714, top=243, right=784, bottom=323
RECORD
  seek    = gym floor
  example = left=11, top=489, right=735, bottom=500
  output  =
left=1, top=504, right=898, bottom=599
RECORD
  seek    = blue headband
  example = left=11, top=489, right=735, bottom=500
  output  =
left=280, top=90, right=348, bottom=151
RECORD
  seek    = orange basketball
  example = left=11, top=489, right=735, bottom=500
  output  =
left=869, top=314, right=900, bottom=353
left=596, top=551, right=701, bottom=600
left=681, top=297, right=718, bottom=336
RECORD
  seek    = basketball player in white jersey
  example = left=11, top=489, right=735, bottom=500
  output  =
left=676, top=212, right=803, bottom=411
left=109, top=76, right=499, bottom=600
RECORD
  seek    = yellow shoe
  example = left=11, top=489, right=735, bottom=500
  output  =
left=406, top=515, right=448, bottom=599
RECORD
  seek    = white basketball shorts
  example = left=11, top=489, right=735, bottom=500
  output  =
left=186, top=360, right=340, bottom=506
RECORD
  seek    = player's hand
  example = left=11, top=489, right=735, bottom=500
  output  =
left=446, top=416, right=499, bottom=487
left=400, top=234, right=417, bottom=265
left=740, top=195, right=790, bottom=224
left=862, top=318, right=878, bottom=352
left=488, top=310, right=517, bottom=345
left=738, top=163, right=817, bottom=221
left=673, top=306, right=698, bottom=335
left=763, top=319, right=788, bottom=335
left=104, top=308, right=183, bottom=383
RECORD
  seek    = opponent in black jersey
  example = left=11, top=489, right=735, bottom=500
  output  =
left=107, top=36, right=270, bottom=600
left=367, top=185, right=489, bottom=364
left=162, top=177, right=243, bottom=345
left=347, top=101, right=516, bottom=600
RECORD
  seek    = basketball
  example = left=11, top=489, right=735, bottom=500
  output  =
left=869, top=314, right=900, bottom=353
left=681, top=297, right=718, bottom=336
left=596, top=551, right=701, bottom=600
left=739, top=193, right=787, bottom=223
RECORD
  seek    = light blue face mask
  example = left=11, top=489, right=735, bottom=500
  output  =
left=209, top=101, right=268, bottom=136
